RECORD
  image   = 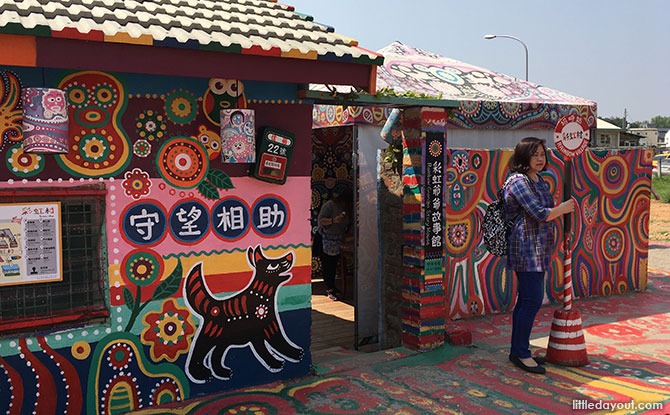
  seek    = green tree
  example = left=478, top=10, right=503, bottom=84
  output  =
left=602, top=117, right=626, bottom=128
left=651, top=116, right=670, bottom=128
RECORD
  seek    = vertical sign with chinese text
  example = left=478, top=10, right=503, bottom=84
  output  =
left=424, top=132, right=445, bottom=289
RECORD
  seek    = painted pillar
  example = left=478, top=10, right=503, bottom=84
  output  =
left=400, top=107, right=447, bottom=351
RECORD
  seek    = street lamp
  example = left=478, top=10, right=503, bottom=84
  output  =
left=483, top=34, right=528, bottom=81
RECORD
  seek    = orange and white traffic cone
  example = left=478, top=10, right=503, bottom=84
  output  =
left=545, top=242, right=589, bottom=366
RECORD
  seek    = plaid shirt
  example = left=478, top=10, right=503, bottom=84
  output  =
left=503, top=173, right=555, bottom=272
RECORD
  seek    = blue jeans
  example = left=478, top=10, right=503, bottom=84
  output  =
left=510, top=271, right=545, bottom=358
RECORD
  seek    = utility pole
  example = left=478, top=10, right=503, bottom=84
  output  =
left=623, top=108, right=628, bottom=130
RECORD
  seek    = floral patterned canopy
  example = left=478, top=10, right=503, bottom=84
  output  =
left=377, top=42, right=597, bottom=110
left=312, top=42, right=597, bottom=129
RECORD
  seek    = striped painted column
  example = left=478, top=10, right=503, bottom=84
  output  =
left=546, top=237, right=589, bottom=366
left=400, top=107, right=447, bottom=351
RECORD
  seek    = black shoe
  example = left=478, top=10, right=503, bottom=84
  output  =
left=326, top=290, right=339, bottom=301
left=509, top=355, right=546, bottom=374
left=533, top=356, right=547, bottom=365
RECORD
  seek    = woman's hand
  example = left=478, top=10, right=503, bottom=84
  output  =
left=332, top=212, right=347, bottom=224
left=546, top=198, right=576, bottom=221
left=558, top=199, right=575, bottom=215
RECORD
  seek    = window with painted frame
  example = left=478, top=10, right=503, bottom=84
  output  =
left=0, top=185, right=109, bottom=336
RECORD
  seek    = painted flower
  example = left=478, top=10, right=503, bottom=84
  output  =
left=141, top=298, right=195, bottom=362
left=122, top=168, right=152, bottom=199
left=122, top=249, right=163, bottom=287
left=107, top=342, right=133, bottom=370
left=255, top=304, right=269, bottom=319
left=136, top=109, right=166, bottom=141
left=81, top=134, right=110, bottom=160
left=133, top=139, right=152, bottom=158
left=6, top=143, right=44, bottom=177
left=448, top=223, right=468, bottom=247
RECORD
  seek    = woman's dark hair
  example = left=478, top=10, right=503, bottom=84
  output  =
left=509, top=136, right=548, bottom=173
left=332, top=187, right=354, bottom=212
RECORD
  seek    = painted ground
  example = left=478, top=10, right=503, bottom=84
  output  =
left=129, top=268, right=670, bottom=415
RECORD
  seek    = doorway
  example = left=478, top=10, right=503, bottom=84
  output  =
left=310, top=126, right=357, bottom=352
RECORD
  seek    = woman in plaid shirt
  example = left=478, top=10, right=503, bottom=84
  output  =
left=504, top=137, right=574, bottom=374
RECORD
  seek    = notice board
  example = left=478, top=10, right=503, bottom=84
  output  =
left=0, top=202, right=62, bottom=286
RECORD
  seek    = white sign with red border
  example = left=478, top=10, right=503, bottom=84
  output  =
left=554, top=114, right=590, bottom=158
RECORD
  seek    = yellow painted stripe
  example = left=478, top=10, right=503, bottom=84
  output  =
left=109, top=246, right=311, bottom=286
left=551, top=367, right=670, bottom=402
left=281, top=49, right=317, bottom=60
left=104, top=32, right=154, bottom=45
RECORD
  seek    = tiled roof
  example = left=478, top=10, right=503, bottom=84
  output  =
left=0, top=0, right=383, bottom=65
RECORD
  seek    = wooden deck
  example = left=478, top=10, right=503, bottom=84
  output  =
left=310, top=288, right=355, bottom=352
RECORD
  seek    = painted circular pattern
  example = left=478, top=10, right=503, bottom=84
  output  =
left=165, top=89, right=197, bottom=125
left=122, top=249, right=164, bottom=287
left=74, top=107, right=109, bottom=128
left=67, top=84, right=89, bottom=108
left=156, top=137, right=209, bottom=189
left=601, top=228, right=624, bottom=262
left=326, top=105, right=335, bottom=123
left=79, top=132, right=111, bottom=163
left=6, top=143, right=44, bottom=177
left=136, top=110, right=167, bottom=141
left=500, top=102, right=521, bottom=117
left=461, top=172, right=477, bottom=186
left=133, top=139, right=151, bottom=158
left=429, top=140, right=442, bottom=157
left=92, top=83, right=116, bottom=107
left=107, top=342, right=133, bottom=370
left=460, top=100, right=481, bottom=116
left=599, top=157, right=628, bottom=196
left=71, top=340, right=91, bottom=360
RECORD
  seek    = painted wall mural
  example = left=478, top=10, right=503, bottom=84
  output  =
left=0, top=66, right=312, bottom=414
left=444, top=147, right=651, bottom=320
left=184, top=246, right=301, bottom=383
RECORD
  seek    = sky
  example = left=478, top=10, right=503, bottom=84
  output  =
left=286, top=0, right=668, bottom=123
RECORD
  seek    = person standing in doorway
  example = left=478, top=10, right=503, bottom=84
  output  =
left=317, top=188, right=353, bottom=301
left=505, top=137, right=574, bottom=374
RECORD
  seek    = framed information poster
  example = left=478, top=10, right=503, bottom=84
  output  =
left=0, top=202, right=62, bottom=287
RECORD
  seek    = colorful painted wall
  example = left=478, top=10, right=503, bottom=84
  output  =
left=0, top=67, right=313, bottom=413
left=443, top=147, right=652, bottom=320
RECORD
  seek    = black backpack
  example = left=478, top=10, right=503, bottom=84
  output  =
left=483, top=174, right=521, bottom=256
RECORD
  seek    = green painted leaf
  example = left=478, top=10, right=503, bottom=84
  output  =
left=122, top=287, right=135, bottom=310
left=198, top=180, right=220, bottom=200
left=152, top=259, right=183, bottom=301
left=207, top=169, right=234, bottom=189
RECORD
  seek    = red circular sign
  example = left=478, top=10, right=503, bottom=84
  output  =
left=554, top=114, right=590, bottom=158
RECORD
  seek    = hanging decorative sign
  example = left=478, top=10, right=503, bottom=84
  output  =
left=0, top=202, right=62, bottom=287
left=21, top=87, right=69, bottom=154
left=554, top=114, right=590, bottom=158
left=220, top=109, right=256, bottom=163
left=252, top=128, right=295, bottom=185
